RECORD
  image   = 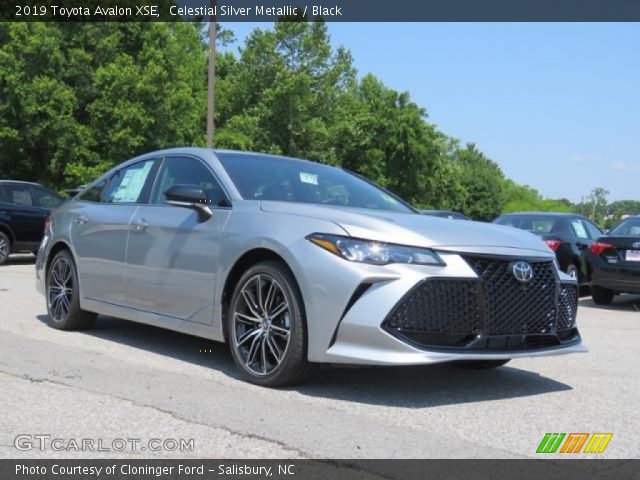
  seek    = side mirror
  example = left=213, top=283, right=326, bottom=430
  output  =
left=164, top=184, right=213, bottom=222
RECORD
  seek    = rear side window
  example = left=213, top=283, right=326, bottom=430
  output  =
left=31, top=188, right=64, bottom=208
left=103, top=160, right=156, bottom=204
left=610, top=218, right=640, bottom=236
left=583, top=220, right=603, bottom=239
left=570, top=219, right=589, bottom=239
left=4, top=186, right=33, bottom=206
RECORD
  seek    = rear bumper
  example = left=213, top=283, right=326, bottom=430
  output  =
left=591, top=258, right=640, bottom=293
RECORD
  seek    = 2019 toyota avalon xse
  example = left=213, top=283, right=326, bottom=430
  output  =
left=36, top=148, right=585, bottom=386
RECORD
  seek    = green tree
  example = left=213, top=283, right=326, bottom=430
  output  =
left=454, top=143, right=506, bottom=220
left=0, top=22, right=207, bottom=188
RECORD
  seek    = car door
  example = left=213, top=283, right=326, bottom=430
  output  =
left=0, top=184, right=48, bottom=250
left=70, top=158, right=157, bottom=305
left=569, top=217, right=593, bottom=275
left=124, top=155, right=231, bottom=324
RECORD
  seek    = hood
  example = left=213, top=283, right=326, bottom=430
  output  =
left=260, top=201, right=554, bottom=257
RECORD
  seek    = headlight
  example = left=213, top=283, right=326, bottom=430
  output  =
left=307, top=233, right=445, bottom=266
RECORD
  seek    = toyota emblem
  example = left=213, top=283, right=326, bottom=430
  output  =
left=511, top=261, right=534, bottom=283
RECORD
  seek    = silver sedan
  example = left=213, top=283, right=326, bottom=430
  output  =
left=36, top=148, right=585, bottom=386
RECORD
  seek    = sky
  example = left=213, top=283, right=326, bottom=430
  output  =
left=221, top=23, right=639, bottom=202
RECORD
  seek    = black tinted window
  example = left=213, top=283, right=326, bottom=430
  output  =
left=79, top=180, right=108, bottom=203
left=584, top=220, right=603, bottom=239
left=151, top=156, right=227, bottom=206
left=495, top=215, right=557, bottom=233
left=4, top=185, right=33, bottom=206
left=610, top=218, right=640, bottom=237
left=31, top=188, right=64, bottom=208
left=218, top=153, right=413, bottom=213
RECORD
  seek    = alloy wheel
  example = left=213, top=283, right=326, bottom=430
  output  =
left=48, top=258, right=73, bottom=322
left=0, top=237, right=8, bottom=262
left=232, top=274, right=291, bottom=376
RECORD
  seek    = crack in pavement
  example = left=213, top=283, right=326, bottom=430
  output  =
left=0, top=370, right=310, bottom=459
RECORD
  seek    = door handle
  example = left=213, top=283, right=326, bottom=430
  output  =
left=132, top=218, right=150, bottom=231
left=74, top=215, right=89, bottom=225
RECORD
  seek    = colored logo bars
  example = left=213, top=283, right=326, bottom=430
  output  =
left=537, top=433, right=613, bottom=454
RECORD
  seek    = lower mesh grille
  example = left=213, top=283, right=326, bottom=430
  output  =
left=384, top=280, right=481, bottom=334
left=557, top=284, right=579, bottom=329
left=382, top=255, right=580, bottom=350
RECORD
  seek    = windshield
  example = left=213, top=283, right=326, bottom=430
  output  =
left=609, top=218, right=640, bottom=236
left=217, top=153, right=414, bottom=213
left=494, top=215, right=557, bottom=234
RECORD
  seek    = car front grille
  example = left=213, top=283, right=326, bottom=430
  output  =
left=464, top=256, right=557, bottom=335
left=557, top=284, right=579, bottom=330
left=384, top=279, right=482, bottom=334
left=382, top=255, right=580, bottom=350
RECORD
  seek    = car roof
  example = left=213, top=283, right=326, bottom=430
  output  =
left=498, top=212, right=582, bottom=218
left=0, top=180, right=43, bottom=187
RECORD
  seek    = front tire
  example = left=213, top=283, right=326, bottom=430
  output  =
left=226, top=260, right=315, bottom=387
left=566, top=264, right=580, bottom=283
left=46, top=250, right=96, bottom=330
left=0, top=231, right=10, bottom=265
left=452, top=360, right=511, bottom=369
left=592, top=285, right=614, bottom=305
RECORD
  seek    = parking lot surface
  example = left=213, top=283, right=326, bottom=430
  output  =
left=1, top=256, right=638, bottom=459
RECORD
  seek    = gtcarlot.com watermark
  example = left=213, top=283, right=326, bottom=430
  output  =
left=14, top=434, right=195, bottom=453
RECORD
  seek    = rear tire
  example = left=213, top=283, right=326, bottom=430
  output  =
left=226, top=260, right=316, bottom=387
left=592, top=286, right=614, bottom=305
left=0, top=231, right=10, bottom=265
left=452, top=359, right=511, bottom=369
left=46, top=250, right=96, bottom=330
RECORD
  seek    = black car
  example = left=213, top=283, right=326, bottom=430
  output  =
left=493, top=212, right=603, bottom=286
left=420, top=209, right=470, bottom=220
left=588, top=216, right=640, bottom=305
left=0, top=180, right=65, bottom=265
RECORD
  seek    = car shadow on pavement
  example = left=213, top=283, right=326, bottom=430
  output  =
left=36, top=314, right=573, bottom=408
left=579, top=294, right=640, bottom=312
left=36, top=314, right=238, bottom=375
left=294, top=363, right=572, bottom=408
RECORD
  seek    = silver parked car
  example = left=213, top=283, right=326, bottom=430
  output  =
left=36, top=148, right=585, bottom=386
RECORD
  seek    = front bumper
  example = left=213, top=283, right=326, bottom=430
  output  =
left=297, top=247, right=586, bottom=365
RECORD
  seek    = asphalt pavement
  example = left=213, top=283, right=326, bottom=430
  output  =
left=1, top=255, right=638, bottom=459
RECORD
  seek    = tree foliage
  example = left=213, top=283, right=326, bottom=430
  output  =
left=0, top=20, right=634, bottom=223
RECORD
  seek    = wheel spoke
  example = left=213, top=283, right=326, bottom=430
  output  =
left=266, top=335, right=283, bottom=362
left=235, top=312, right=261, bottom=324
left=269, top=301, right=288, bottom=319
left=264, top=279, right=276, bottom=312
left=245, top=334, right=261, bottom=367
left=241, top=289, right=262, bottom=318
left=260, top=336, right=268, bottom=373
left=270, top=324, right=290, bottom=339
left=255, top=275, right=265, bottom=313
left=236, top=326, right=261, bottom=347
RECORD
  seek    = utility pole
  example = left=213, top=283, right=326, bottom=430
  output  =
left=206, top=0, right=217, bottom=148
